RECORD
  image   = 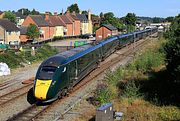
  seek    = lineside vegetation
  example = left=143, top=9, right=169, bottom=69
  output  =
left=93, top=37, right=180, bottom=121
left=0, top=44, right=58, bottom=68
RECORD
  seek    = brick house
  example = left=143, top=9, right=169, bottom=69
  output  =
left=45, top=12, right=66, bottom=37
left=59, top=15, right=73, bottom=36
left=22, top=15, right=52, bottom=40
left=66, top=11, right=81, bottom=36
left=0, top=19, right=20, bottom=45
left=76, top=13, right=89, bottom=34
left=96, top=24, right=118, bottom=41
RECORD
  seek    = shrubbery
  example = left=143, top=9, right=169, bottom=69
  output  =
left=0, top=44, right=58, bottom=68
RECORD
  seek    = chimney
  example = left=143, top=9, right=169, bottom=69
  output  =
left=45, top=12, right=49, bottom=21
left=54, top=12, right=58, bottom=16
left=22, top=9, right=24, bottom=15
left=88, top=9, right=91, bottom=21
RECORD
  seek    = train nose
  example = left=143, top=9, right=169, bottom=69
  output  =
left=34, top=79, right=52, bottom=100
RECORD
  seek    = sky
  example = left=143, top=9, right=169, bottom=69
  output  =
left=0, top=0, right=180, bottom=18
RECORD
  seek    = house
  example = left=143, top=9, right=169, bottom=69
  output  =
left=0, top=19, right=20, bottom=45
left=96, top=24, right=118, bottom=41
left=76, top=13, right=89, bottom=34
left=20, top=26, right=28, bottom=43
left=59, top=15, right=73, bottom=36
left=45, top=12, right=66, bottom=37
left=22, top=15, right=52, bottom=40
left=0, top=11, right=5, bottom=19
left=66, top=11, right=81, bottom=36
left=13, top=12, right=27, bottom=27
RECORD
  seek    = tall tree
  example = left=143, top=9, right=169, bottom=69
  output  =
left=100, top=12, right=124, bottom=30
left=18, top=8, right=31, bottom=15
left=124, top=13, right=137, bottom=32
left=31, top=9, right=40, bottom=15
left=164, top=14, right=180, bottom=82
left=165, top=16, right=174, bottom=22
left=3, top=11, right=17, bottom=24
left=67, top=3, right=80, bottom=13
left=100, top=12, right=104, bottom=19
left=26, top=24, right=40, bottom=41
left=82, top=10, right=88, bottom=14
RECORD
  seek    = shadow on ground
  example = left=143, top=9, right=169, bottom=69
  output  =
left=136, top=69, right=180, bottom=107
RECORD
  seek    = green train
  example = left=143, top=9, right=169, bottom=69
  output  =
left=27, top=28, right=157, bottom=104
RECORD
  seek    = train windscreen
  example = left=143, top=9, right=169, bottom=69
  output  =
left=37, top=66, right=57, bottom=80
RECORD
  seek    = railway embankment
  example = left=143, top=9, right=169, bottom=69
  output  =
left=72, top=37, right=180, bottom=121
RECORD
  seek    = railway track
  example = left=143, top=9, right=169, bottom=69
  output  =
left=6, top=36, right=155, bottom=121
left=0, top=83, right=33, bottom=106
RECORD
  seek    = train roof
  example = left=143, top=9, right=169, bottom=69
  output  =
left=40, top=44, right=95, bottom=67
left=64, top=43, right=102, bottom=64
left=59, top=44, right=93, bottom=58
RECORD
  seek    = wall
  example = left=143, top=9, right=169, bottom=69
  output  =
left=74, top=20, right=81, bottom=35
left=66, top=24, right=73, bottom=36
left=96, top=27, right=112, bottom=41
left=20, top=35, right=28, bottom=43
left=55, top=26, right=64, bottom=36
left=81, top=22, right=89, bottom=35
left=0, top=26, right=4, bottom=44
left=6, top=31, right=20, bottom=44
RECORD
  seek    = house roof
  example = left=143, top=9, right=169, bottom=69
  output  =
left=59, top=15, right=73, bottom=24
left=48, top=16, right=66, bottom=27
left=30, top=15, right=49, bottom=27
left=76, top=13, right=88, bottom=21
left=14, top=12, right=26, bottom=19
left=20, top=26, right=28, bottom=35
left=70, top=14, right=79, bottom=20
left=0, top=19, right=20, bottom=31
left=102, top=24, right=117, bottom=31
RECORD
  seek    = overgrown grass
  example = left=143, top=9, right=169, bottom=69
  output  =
left=0, top=44, right=58, bottom=68
left=93, top=37, right=180, bottom=121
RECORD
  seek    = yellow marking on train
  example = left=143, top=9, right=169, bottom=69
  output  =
left=35, top=79, right=52, bottom=100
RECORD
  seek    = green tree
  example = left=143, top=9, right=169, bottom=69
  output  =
left=165, top=16, right=174, bottom=22
left=152, top=17, right=165, bottom=23
left=164, top=14, right=180, bottom=82
left=100, top=12, right=104, bottom=19
left=67, top=3, right=80, bottom=13
left=100, top=12, right=124, bottom=30
left=31, top=9, right=40, bottom=15
left=26, top=24, right=40, bottom=41
left=124, top=13, right=137, bottom=32
left=3, top=11, right=17, bottom=24
left=18, top=8, right=31, bottom=15
left=82, top=10, right=88, bottom=14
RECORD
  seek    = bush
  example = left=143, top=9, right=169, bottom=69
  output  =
left=94, top=83, right=111, bottom=106
left=133, top=50, right=165, bottom=72
left=0, top=44, right=58, bottom=68
left=122, top=80, right=140, bottom=100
